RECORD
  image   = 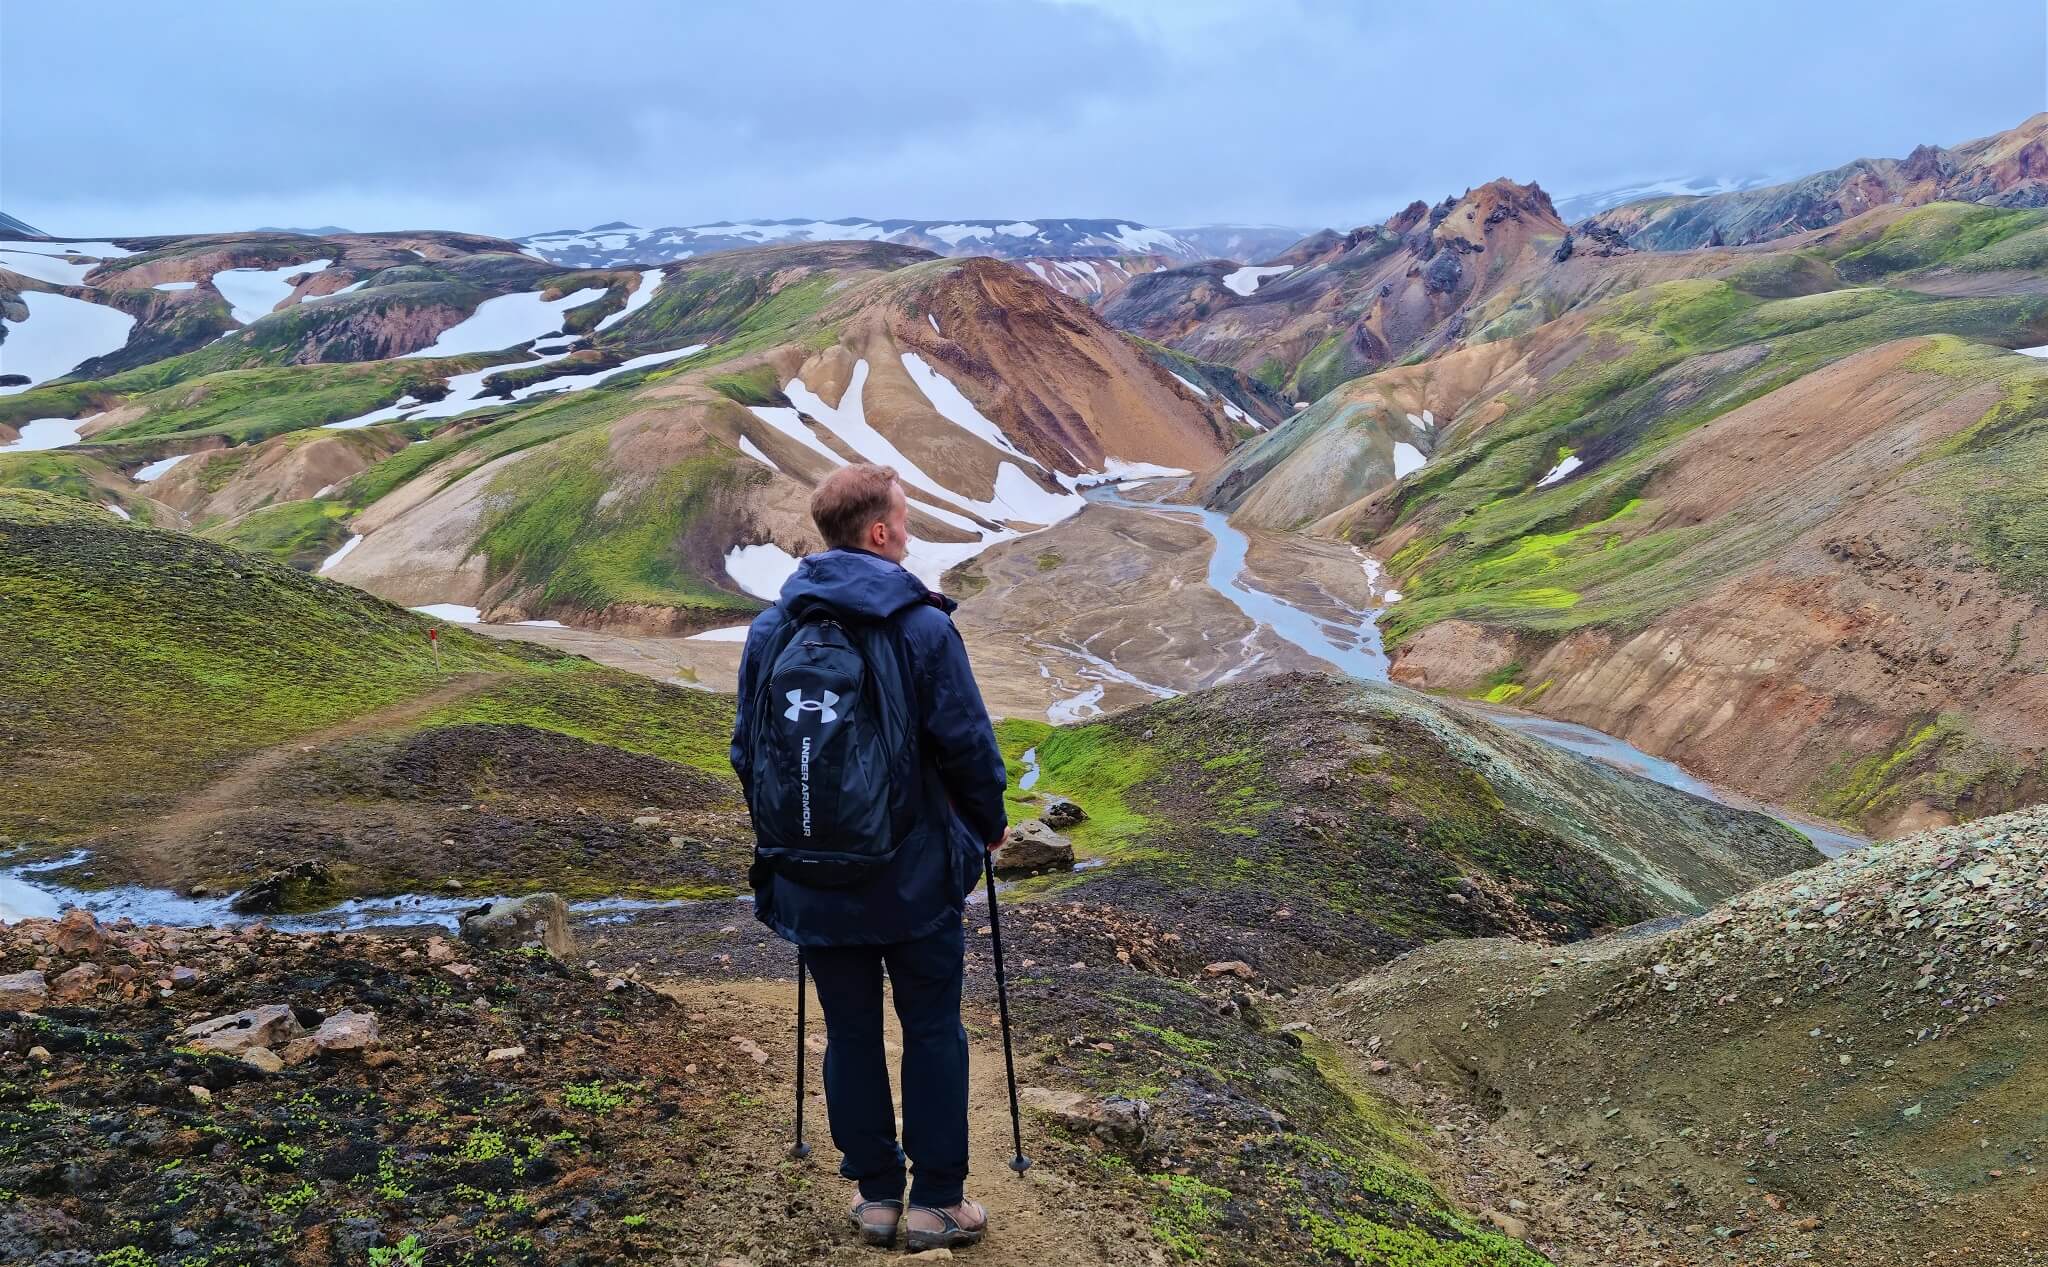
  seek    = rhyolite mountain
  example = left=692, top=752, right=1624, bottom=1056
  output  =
left=1578, top=112, right=2048, bottom=249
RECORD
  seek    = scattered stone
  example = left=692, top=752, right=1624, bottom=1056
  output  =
left=0, top=970, right=47, bottom=1011
left=1040, top=797, right=1087, bottom=830
left=311, top=1009, right=379, bottom=1053
left=899, top=1251, right=953, bottom=1262
left=460, top=892, right=573, bottom=956
left=241, top=1047, right=284, bottom=1074
left=279, top=1038, right=318, bottom=1066
left=1481, top=1208, right=1527, bottom=1239
left=363, top=1049, right=402, bottom=1070
left=992, top=821, right=1074, bottom=875
left=1204, top=960, right=1256, bottom=979
left=49, top=962, right=103, bottom=1002
left=188, top=1085, right=213, bottom=1105
left=485, top=1045, right=526, bottom=1062
left=182, top=1004, right=306, bottom=1055
left=26, top=1045, right=51, bottom=1063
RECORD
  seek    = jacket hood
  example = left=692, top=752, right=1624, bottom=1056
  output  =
left=777, top=548, right=957, bottom=620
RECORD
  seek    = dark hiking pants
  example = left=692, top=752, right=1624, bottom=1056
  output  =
left=802, top=920, right=969, bottom=1208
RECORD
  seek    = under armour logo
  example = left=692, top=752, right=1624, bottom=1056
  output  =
left=784, top=689, right=840, bottom=724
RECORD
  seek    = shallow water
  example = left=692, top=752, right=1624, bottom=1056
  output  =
left=1086, top=483, right=1868, bottom=857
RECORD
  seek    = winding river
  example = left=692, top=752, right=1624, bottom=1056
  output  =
left=1082, top=483, right=1868, bottom=858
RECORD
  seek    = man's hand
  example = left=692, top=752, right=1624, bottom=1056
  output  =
left=988, top=837, right=1004, bottom=853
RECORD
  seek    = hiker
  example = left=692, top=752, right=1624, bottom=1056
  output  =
left=730, top=462, right=1009, bottom=1251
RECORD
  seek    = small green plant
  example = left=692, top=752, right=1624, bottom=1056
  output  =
left=96, top=1250, right=154, bottom=1267
left=267, top=1180, right=317, bottom=1217
left=373, top=1152, right=410, bottom=1200
left=562, top=1080, right=627, bottom=1115
left=368, top=1234, right=426, bottom=1267
left=458, top=1128, right=508, bottom=1163
left=620, top=1213, right=648, bottom=1227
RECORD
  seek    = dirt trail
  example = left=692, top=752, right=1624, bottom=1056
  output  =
left=143, top=671, right=501, bottom=849
left=665, top=977, right=1157, bottom=1267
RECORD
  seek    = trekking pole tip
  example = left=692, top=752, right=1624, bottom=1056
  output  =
left=1009, top=1154, right=1032, bottom=1176
left=791, top=1142, right=813, bottom=1160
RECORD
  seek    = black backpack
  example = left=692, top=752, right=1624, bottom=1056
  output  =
left=744, top=608, right=917, bottom=887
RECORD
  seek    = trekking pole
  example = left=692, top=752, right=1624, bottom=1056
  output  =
left=792, top=950, right=813, bottom=1159
left=983, top=852, right=1031, bottom=1176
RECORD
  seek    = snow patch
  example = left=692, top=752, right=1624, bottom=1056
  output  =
left=927, top=313, right=941, bottom=335
left=1222, top=264, right=1291, bottom=297
left=212, top=258, right=331, bottom=323
left=724, top=542, right=799, bottom=600
left=0, top=292, right=137, bottom=394
left=0, top=245, right=116, bottom=286
left=686, top=625, right=754, bottom=642
left=0, top=417, right=92, bottom=452
left=302, top=279, right=366, bottom=303
left=506, top=343, right=705, bottom=400
left=516, top=619, right=566, bottom=628
left=1170, top=371, right=1208, bottom=398
left=105, top=502, right=130, bottom=521
left=152, top=280, right=199, bottom=292
left=402, top=287, right=607, bottom=359
left=133, top=453, right=192, bottom=482
left=2020, top=345, right=2048, bottom=358
left=1391, top=442, right=1427, bottom=479
left=899, top=352, right=1041, bottom=467
left=737, top=435, right=781, bottom=472
left=594, top=268, right=665, bottom=332
left=319, top=534, right=363, bottom=573
left=1536, top=455, right=1582, bottom=487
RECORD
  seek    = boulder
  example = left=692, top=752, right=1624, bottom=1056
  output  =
left=0, top=970, right=47, bottom=1011
left=460, top=892, right=573, bottom=956
left=992, top=822, right=1074, bottom=875
left=241, top=1047, right=285, bottom=1074
left=311, top=1009, right=379, bottom=1053
left=182, top=1004, right=306, bottom=1055
left=1018, top=1086, right=1169, bottom=1156
left=1040, top=798, right=1087, bottom=830
left=51, top=909, right=104, bottom=956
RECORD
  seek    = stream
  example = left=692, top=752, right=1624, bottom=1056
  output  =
left=1082, top=482, right=1868, bottom=858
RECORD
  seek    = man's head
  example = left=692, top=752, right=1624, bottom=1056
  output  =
left=810, top=463, right=909, bottom=563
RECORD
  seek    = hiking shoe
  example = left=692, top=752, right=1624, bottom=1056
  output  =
left=905, top=1199, right=987, bottom=1251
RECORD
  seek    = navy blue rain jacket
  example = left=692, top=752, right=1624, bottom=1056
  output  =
left=730, top=548, right=1009, bottom=947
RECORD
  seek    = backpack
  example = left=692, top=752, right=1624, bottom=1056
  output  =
left=744, top=607, right=918, bottom=887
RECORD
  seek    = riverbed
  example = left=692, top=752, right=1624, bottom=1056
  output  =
left=1082, top=482, right=1868, bottom=857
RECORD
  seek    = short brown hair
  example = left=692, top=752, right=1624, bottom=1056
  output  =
left=810, top=463, right=901, bottom=550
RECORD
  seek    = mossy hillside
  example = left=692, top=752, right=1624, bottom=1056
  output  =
left=96, top=359, right=485, bottom=444
left=993, top=677, right=1724, bottom=987
left=473, top=423, right=766, bottom=620
left=1374, top=272, right=2048, bottom=645
left=1013, top=962, right=1548, bottom=1266
left=1819, top=204, right=2048, bottom=280
left=0, top=451, right=158, bottom=524
left=0, top=492, right=738, bottom=851
left=1910, top=338, right=2048, bottom=600
left=199, top=497, right=354, bottom=570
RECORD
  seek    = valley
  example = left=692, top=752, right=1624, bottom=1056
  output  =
left=3, top=104, right=2045, bottom=1267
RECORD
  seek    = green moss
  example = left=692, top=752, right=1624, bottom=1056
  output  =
left=423, top=668, right=736, bottom=777
left=1149, top=1174, right=1232, bottom=1260
left=706, top=363, right=788, bottom=407
left=200, top=499, right=352, bottom=570
left=474, top=426, right=764, bottom=618
left=1298, top=1209, right=1546, bottom=1266
left=1035, top=550, right=1063, bottom=572
left=99, top=360, right=480, bottom=444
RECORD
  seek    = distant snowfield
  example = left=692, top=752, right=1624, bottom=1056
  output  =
left=0, top=240, right=132, bottom=287
left=1222, top=264, right=1291, bottom=297
left=2021, top=345, right=2048, bottom=358
left=213, top=258, right=331, bottom=324
left=737, top=435, right=780, bottom=472
left=593, top=269, right=665, bottom=332
left=900, top=352, right=1041, bottom=467
left=318, top=534, right=363, bottom=573
left=1392, top=442, right=1427, bottom=479
left=402, top=286, right=606, bottom=358
left=0, top=291, right=137, bottom=394
left=686, top=625, right=753, bottom=642
left=152, top=280, right=199, bottom=292
left=1537, top=455, right=1582, bottom=487
left=133, top=453, right=192, bottom=482
left=1170, top=371, right=1208, bottom=397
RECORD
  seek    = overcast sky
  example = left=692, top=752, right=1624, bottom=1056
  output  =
left=5, top=1, right=2042, bottom=238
